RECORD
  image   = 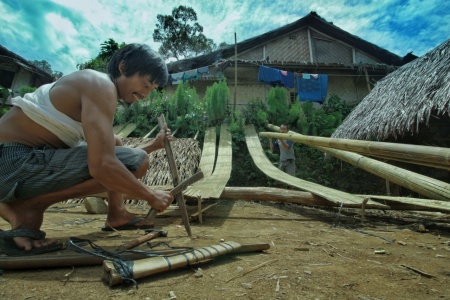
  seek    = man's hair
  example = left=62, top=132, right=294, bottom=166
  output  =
left=108, top=43, right=169, bottom=87
left=280, top=124, right=289, bottom=130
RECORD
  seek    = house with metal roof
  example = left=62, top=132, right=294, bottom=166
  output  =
left=165, top=11, right=416, bottom=111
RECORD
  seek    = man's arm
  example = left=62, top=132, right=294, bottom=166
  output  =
left=80, top=78, right=171, bottom=210
left=279, top=139, right=293, bottom=151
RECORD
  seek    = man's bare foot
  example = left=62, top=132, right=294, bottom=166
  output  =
left=103, top=204, right=154, bottom=231
left=0, top=202, right=60, bottom=251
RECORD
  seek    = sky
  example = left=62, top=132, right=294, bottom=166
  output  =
left=1, top=0, right=449, bottom=76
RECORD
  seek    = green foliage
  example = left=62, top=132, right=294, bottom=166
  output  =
left=229, top=111, right=245, bottom=143
left=169, top=82, right=206, bottom=136
left=77, top=38, right=125, bottom=72
left=241, top=98, right=268, bottom=127
left=114, top=90, right=171, bottom=137
left=28, top=59, right=63, bottom=78
left=296, top=105, right=309, bottom=135
left=77, top=57, right=109, bottom=72
left=322, top=94, right=354, bottom=119
left=113, top=82, right=207, bottom=138
left=204, top=80, right=229, bottom=126
left=153, top=5, right=216, bottom=60
left=266, top=87, right=289, bottom=125
left=99, top=38, right=125, bottom=61
left=0, top=86, right=10, bottom=101
left=0, top=86, right=9, bottom=117
left=18, top=86, right=37, bottom=97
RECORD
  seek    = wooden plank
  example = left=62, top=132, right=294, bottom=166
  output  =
left=157, top=115, right=192, bottom=237
left=185, top=125, right=232, bottom=199
left=184, top=127, right=217, bottom=197
left=113, top=124, right=126, bottom=134
left=116, top=123, right=137, bottom=138
left=245, top=125, right=386, bottom=208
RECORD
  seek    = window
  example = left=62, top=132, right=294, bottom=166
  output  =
left=290, top=91, right=297, bottom=103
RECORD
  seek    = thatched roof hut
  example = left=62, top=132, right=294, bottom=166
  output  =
left=332, top=39, right=450, bottom=145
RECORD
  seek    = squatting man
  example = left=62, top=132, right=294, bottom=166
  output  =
left=0, top=44, right=174, bottom=255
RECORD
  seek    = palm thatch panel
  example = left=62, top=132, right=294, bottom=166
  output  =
left=332, top=39, right=450, bottom=141
left=121, top=137, right=201, bottom=186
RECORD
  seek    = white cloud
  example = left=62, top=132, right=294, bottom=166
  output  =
left=1, top=0, right=447, bottom=75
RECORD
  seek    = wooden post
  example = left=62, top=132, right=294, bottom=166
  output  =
left=157, top=114, right=192, bottom=237
left=234, top=32, right=237, bottom=113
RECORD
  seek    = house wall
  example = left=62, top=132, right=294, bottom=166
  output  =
left=165, top=27, right=385, bottom=112
left=10, top=69, right=33, bottom=96
left=238, top=29, right=310, bottom=61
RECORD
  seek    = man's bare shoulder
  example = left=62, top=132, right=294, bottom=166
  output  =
left=57, top=69, right=113, bottom=90
left=50, top=70, right=117, bottom=120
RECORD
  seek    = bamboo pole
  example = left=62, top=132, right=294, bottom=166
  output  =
left=260, top=126, right=450, bottom=170
left=102, top=241, right=243, bottom=286
left=264, top=125, right=450, bottom=201
left=143, top=124, right=158, bottom=138
left=0, top=243, right=269, bottom=270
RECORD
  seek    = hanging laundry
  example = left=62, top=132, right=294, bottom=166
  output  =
left=183, top=69, right=199, bottom=81
left=258, top=65, right=294, bottom=88
left=296, top=74, right=328, bottom=104
left=197, top=66, right=209, bottom=75
left=280, top=69, right=294, bottom=88
left=169, top=72, right=184, bottom=85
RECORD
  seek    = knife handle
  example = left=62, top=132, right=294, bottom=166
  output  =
left=145, top=209, right=158, bottom=222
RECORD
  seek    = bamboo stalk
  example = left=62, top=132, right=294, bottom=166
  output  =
left=261, top=125, right=450, bottom=170
left=245, top=125, right=384, bottom=207
left=102, top=241, right=242, bottom=286
left=264, top=125, right=450, bottom=201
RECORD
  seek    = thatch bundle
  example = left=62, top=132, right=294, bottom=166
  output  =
left=332, top=39, right=450, bottom=141
left=121, top=137, right=201, bottom=186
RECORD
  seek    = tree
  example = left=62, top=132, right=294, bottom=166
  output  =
left=77, top=38, right=125, bottom=72
left=153, top=5, right=216, bottom=60
left=99, top=38, right=125, bottom=61
left=29, top=59, right=64, bottom=79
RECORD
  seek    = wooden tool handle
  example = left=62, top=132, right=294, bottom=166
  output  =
left=116, top=231, right=161, bottom=251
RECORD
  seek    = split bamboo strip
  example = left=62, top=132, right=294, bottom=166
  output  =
left=112, top=124, right=126, bottom=134
left=184, top=127, right=217, bottom=197
left=143, top=124, right=158, bottom=138
left=265, top=124, right=450, bottom=201
left=260, top=127, right=450, bottom=170
left=245, top=125, right=386, bottom=208
left=360, top=195, right=450, bottom=213
left=185, top=125, right=232, bottom=199
left=116, top=123, right=137, bottom=138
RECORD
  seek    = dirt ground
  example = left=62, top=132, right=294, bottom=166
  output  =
left=1, top=199, right=450, bottom=300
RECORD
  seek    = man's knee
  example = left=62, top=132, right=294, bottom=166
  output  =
left=114, top=135, right=123, bottom=146
left=135, top=155, right=149, bottom=178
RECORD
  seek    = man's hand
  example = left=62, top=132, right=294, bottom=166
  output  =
left=150, top=189, right=174, bottom=212
left=153, top=125, right=172, bottom=149
left=138, top=125, right=171, bottom=154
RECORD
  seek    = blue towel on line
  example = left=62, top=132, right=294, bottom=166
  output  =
left=296, top=74, right=328, bottom=104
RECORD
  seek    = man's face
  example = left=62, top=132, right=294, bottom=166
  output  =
left=280, top=126, right=288, bottom=133
left=119, top=72, right=158, bottom=104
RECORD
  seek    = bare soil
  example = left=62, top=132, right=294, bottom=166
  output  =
left=1, top=199, right=450, bottom=300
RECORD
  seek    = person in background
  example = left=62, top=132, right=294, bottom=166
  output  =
left=269, top=124, right=296, bottom=176
left=0, top=43, right=173, bottom=255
